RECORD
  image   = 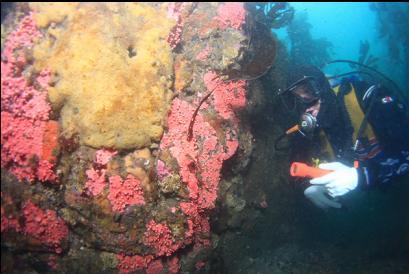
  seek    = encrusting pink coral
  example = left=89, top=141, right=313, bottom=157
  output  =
left=95, top=148, right=117, bottom=166
left=1, top=113, right=57, bottom=183
left=2, top=197, right=69, bottom=255
left=167, top=3, right=189, bottom=49
left=143, top=220, right=183, bottom=257
left=1, top=13, right=58, bottom=183
left=161, top=99, right=223, bottom=207
left=85, top=167, right=107, bottom=196
left=203, top=71, right=247, bottom=123
left=116, top=254, right=154, bottom=274
left=1, top=13, right=40, bottom=52
left=1, top=209, right=21, bottom=233
left=215, top=2, right=246, bottom=30
left=168, top=256, right=180, bottom=274
left=22, top=200, right=68, bottom=254
left=146, top=259, right=164, bottom=274
left=84, top=149, right=117, bottom=196
left=160, top=94, right=242, bottom=253
left=161, top=92, right=242, bottom=207
left=158, top=15, right=250, bottom=249
left=37, top=159, right=58, bottom=182
left=108, top=175, right=145, bottom=213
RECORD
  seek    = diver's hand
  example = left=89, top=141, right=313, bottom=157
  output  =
left=310, top=162, right=358, bottom=197
left=304, top=185, right=342, bottom=209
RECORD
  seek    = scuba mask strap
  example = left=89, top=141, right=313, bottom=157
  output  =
left=278, top=76, right=317, bottom=96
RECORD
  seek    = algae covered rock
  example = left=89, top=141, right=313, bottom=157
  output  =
left=31, top=3, right=175, bottom=149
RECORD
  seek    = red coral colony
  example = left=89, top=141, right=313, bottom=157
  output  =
left=1, top=13, right=58, bottom=183
left=1, top=12, right=68, bottom=263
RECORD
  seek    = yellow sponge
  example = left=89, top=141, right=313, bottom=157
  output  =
left=32, top=3, right=175, bottom=149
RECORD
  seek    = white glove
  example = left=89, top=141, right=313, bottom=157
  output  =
left=304, top=185, right=342, bottom=209
left=310, top=162, right=358, bottom=197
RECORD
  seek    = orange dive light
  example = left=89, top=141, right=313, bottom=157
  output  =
left=290, top=162, right=332, bottom=178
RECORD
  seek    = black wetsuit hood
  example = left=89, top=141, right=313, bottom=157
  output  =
left=289, top=64, right=354, bottom=160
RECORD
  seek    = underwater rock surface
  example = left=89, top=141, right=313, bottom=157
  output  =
left=1, top=3, right=276, bottom=273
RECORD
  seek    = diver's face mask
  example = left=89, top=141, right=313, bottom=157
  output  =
left=280, top=76, right=321, bottom=106
left=276, top=76, right=322, bottom=141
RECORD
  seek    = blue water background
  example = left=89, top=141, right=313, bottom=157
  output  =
left=274, top=2, right=405, bottom=90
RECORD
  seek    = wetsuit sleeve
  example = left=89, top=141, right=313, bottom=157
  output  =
left=357, top=150, right=409, bottom=188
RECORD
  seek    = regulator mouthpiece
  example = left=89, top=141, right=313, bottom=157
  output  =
left=299, top=112, right=317, bottom=135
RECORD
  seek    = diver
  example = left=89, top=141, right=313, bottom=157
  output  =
left=278, top=64, right=409, bottom=209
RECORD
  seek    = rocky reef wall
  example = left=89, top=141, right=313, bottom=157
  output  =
left=1, top=3, right=276, bottom=274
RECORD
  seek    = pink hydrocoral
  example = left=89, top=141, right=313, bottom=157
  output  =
left=1, top=14, right=57, bottom=183
left=1, top=208, right=21, bottom=233
left=160, top=98, right=237, bottom=210
left=179, top=202, right=211, bottom=251
left=37, top=160, right=57, bottom=182
left=95, top=148, right=117, bottom=166
left=117, top=254, right=154, bottom=274
left=160, top=97, right=240, bottom=253
left=179, top=203, right=209, bottom=234
left=2, top=13, right=40, bottom=53
left=1, top=113, right=57, bottom=182
left=215, top=2, right=246, bottom=30
left=157, top=2, right=248, bottom=260
left=84, top=148, right=116, bottom=196
left=107, top=175, right=145, bottom=213
left=146, top=259, right=164, bottom=274
left=22, top=200, right=68, bottom=254
left=1, top=73, right=52, bottom=121
left=1, top=13, right=48, bottom=121
left=203, top=71, right=246, bottom=122
left=84, top=167, right=107, bottom=196
left=143, top=220, right=183, bottom=257
left=167, top=21, right=183, bottom=49
left=168, top=257, right=180, bottom=274
left=167, top=3, right=189, bottom=49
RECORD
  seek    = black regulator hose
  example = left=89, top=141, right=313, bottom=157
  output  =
left=326, top=70, right=375, bottom=81
left=274, top=132, right=290, bottom=151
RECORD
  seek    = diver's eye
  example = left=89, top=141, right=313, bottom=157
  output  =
left=292, top=85, right=318, bottom=103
